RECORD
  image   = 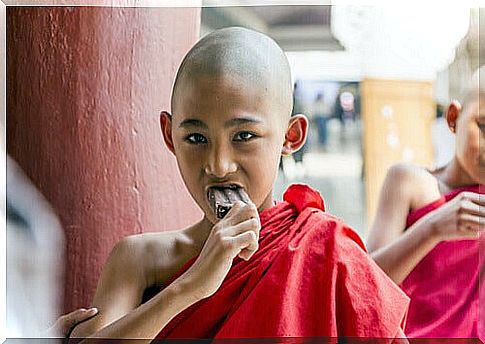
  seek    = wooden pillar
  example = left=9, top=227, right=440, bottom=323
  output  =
left=361, top=79, right=435, bottom=230
left=7, top=6, right=203, bottom=313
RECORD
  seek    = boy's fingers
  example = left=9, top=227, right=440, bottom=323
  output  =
left=80, top=307, right=98, bottom=318
left=238, top=248, right=254, bottom=261
left=222, top=201, right=246, bottom=221
left=225, top=217, right=260, bottom=238
left=458, top=214, right=485, bottom=233
left=464, top=192, right=485, bottom=206
left=64, top=307, right=98, bottom=326
left=461, top=200, right=485, bottom=217
left=233, top=231, right=258, bottom=259
left=224, top=201, right=259, bottom=226
left=47, top=308, right=97, bottom=337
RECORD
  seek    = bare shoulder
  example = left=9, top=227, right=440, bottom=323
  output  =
left=107, top=221, right=204, bottom=289
left=69, top=233, right=162, bottom=338
left=385, top=163, right=431, bottom=186
left=132, top=226, right=202, bottom=289
left=385, top=163, right=441, bottom=210
left=367, top=163, right=440, bottom=252
left=70, top=227, right=199, bottom=338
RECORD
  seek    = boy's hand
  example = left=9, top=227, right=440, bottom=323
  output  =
left=182, top=201, right=260, bottom=300
left=46, top=307, right=98, bottom=337
left=427, top=192, right=485, bottom=241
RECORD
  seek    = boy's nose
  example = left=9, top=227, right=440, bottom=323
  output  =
left=204, top=145, right=237, bottom=178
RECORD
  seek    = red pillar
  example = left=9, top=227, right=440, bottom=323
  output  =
left=7, top=6, right=203, bottom=313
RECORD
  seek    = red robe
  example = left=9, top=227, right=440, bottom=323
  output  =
left=155, top=184, right=409, bottom=341
left=400, top=185, right=484, bottom=340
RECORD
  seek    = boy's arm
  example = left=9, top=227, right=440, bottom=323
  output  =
left=69, top=236, right=144, bottom=338
left=366, top=164, right=440, bottom=285
left=69, top=236, right=198, bottom=342
left=70, top=201, right=262, bottom=342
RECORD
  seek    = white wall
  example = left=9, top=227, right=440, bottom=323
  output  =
left=287, top=5, right=470, bottom=82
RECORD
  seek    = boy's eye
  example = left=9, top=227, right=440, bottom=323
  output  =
left=185, top=133, right=207, bottom=144
left=478, top=123, right=485, bottom=132
left=233, top=131, right=256, bottom=142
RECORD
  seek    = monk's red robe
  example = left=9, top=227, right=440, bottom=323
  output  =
left=400, top=185, right=484, bottom=340
left=155, top=184, right=409, bottom=341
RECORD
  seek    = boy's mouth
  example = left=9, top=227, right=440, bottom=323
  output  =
left=206, top=185, right=250, bottom=219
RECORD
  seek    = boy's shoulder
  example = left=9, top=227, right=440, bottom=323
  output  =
left=386, top=162, right=435, bottom=185
left=111, top=226, right=199, bottom=288
left=294, top=207, right=367, bottom=257
left=115, top=229, right=182, bottom=256
left=385, top=163, right=441, bottom=209
left=282, top=183, right=366, bottom=253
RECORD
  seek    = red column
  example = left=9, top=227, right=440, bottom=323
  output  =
left=7, top=6, right=203, bottom=313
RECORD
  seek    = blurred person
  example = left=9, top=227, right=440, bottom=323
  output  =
left=336, top=91, right=355, bottom=127
left=312, top=92, right=333, bottom=149
left=340, top=91, right=355, bottom=123
left=5, top=153, right=98, bottom=339
left=366, top=67, right=485, bottom=339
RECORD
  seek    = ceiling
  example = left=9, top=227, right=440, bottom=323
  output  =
left=201, top=5, right=344, bottom=51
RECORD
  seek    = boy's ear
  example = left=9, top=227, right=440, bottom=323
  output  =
left=445, top=100, right=461, bottom=133
left=281, top=114, right=308, bottom=156
left=160, top=111, right=175, bottom=155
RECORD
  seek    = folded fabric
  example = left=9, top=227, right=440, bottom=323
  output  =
left=401, top=185, right=483, bottom=339
left=155, top=184, right=409, bottom=340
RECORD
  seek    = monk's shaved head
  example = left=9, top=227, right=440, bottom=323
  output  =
left=460, top=65, right=485, bottom=112
left=171, top=27, right=293, bottom=119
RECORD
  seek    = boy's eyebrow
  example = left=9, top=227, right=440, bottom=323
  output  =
left=179, top=119, right=208, bottom=129
left=224, top=117, right=262, bottom=128
left=179, top=117, right=263, bottom=129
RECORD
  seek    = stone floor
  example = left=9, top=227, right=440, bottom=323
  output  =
left=273, top=118, right=367, bottom=237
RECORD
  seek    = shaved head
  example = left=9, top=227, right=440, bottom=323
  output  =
left=460, top=65, right=485, bottom=112
left=161, top=27, right=309, bottom=216
left=171, top=27, right=293, bottom=120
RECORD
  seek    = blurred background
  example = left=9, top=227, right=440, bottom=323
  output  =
left=200, top=3, right=482, bottom=234
left=3, top=1, right=483, bottom=337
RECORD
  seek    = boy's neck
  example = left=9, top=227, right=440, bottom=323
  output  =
left=436, top=157, right=478, bottom=190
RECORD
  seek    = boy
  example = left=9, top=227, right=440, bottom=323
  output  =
left=71, top=27, right=409, bottom=341
left=367, top=67, right=484, bottom=339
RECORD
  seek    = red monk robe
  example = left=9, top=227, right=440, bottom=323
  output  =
left=400, top=185, right=484, bottom=340
left=154, top=184, right=409, bottom=341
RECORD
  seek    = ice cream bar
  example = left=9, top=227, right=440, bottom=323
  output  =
left=208, top=187, right=250, bottom=219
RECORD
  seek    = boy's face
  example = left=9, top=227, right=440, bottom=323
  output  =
left=166, top=74, right=288, bottom=224
left=456, top=98, right=485, bottom=184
